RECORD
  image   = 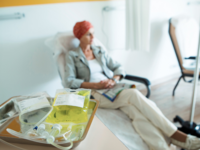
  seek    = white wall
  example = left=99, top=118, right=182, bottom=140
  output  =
left=0, top=0, right=200, bottom=103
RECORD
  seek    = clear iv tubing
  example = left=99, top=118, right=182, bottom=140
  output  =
left=7, top=125, right=73, bottom=150
left=8, top=104, right=73, bottom=150
left=19, top=102, right=54, bottom=132
left=6, top=103, right=53, bottom=140
left=6, top=102, right=73, bottom=150
left=37, top=124, right=73, bottom=150
left=47, top=124, right=73, bottom=150
left=6, top=128, right=72, bottom=150
left=0, top=97, right=49, bottom=124
left=6, top=128, right=44, bottom=140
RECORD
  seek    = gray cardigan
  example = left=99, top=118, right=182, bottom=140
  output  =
left=64, top=45, right=126, bottom=89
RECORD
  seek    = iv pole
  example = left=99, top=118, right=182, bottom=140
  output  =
left=188, top=0, right=200, bottom=130
left=189, top=21, right=200, bottom=129
left=173, top=2, right=200, bottom=141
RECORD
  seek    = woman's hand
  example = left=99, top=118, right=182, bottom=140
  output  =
left=94, top=82, right=106, bottom=89
left=93, top=79, right=115, bottom=89
left=81, top=76, right=121, bottom=89
left=100, top=79, right=116, bottom=89
left=81, top=80, right=115, bottom=89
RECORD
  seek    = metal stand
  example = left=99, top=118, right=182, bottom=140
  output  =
left=173, top=21, right=200, bottom=149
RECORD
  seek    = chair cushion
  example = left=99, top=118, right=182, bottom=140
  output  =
left=45, top=32, right=107, bottom=55
left=182, top=69, right=200, bottom=75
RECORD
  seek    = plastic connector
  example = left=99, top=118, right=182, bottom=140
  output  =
left=53, top=124, right=62, bottom=131
left=37, top=124, right=50, bottom=138
left=41, top=131, right=49, bottom=137
left=47, top=135, right=55, bottom=144
left=37, top=124, right=45, bottom=134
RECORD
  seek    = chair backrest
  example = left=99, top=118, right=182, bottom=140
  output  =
left=169, top=16, right=199, bottom=74
left=45, top=32, right=107, bottom=87
left=169, top=19, right=184, bottom=71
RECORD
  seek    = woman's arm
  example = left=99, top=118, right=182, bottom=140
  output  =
left=103, top=51, right=126, bottom=80
left=65, top=53, right=85, bottom=88
left=80, top=82, right=107, bottom=89
left=100, top=75, right=121, bottom=89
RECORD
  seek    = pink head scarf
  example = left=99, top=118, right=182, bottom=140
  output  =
left=73, top=21, right=93, bottom=40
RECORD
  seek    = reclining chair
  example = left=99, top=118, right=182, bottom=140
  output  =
left=45, top=32, right=152, bottom=150
left=169, top=16, right=200, bottom=96
left=45, top=32, right=151, bottom=98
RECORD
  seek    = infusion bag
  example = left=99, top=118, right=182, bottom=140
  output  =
left=45, top=89, right=91, bottom=124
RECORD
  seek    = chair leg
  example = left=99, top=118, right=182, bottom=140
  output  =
left=172, top=76, right=182, bottom=96
left=146, top=85, right=151, bottom=98
left=183, top=77, right=193, bottom=83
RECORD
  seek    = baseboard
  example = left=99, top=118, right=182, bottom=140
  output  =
left=151, top=72, right=181, bottom=87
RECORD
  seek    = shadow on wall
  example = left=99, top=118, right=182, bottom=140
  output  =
left=150, top=19, right=167, bottom=52
left=0, top=37, right=60, bottom=100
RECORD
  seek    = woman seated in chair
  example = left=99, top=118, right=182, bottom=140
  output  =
left=65, top=20, right=200, bottom=150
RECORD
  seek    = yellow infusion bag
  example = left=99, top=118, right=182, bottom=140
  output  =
left=45, top=89, right=91, bottom=124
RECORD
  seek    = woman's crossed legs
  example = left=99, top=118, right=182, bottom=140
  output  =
left=92, top=89, right=194, bottom=150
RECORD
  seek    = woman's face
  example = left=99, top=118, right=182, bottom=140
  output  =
left=80, top=28, right=94, bottom=45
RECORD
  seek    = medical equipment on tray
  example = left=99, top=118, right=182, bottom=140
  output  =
left=13, top=95, right=53, bottom=134
left=6, top=89, right=92, bottom=150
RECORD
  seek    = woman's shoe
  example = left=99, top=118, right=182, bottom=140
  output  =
left=171, top=135, right=200, bottom=150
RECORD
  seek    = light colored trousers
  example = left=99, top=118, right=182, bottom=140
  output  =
left=92, top=88, right=177, bottom=150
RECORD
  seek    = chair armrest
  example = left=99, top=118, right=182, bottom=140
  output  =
left=184, top=56, right=196, bottom=60
left=124, top=74, right=151, bottom=98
